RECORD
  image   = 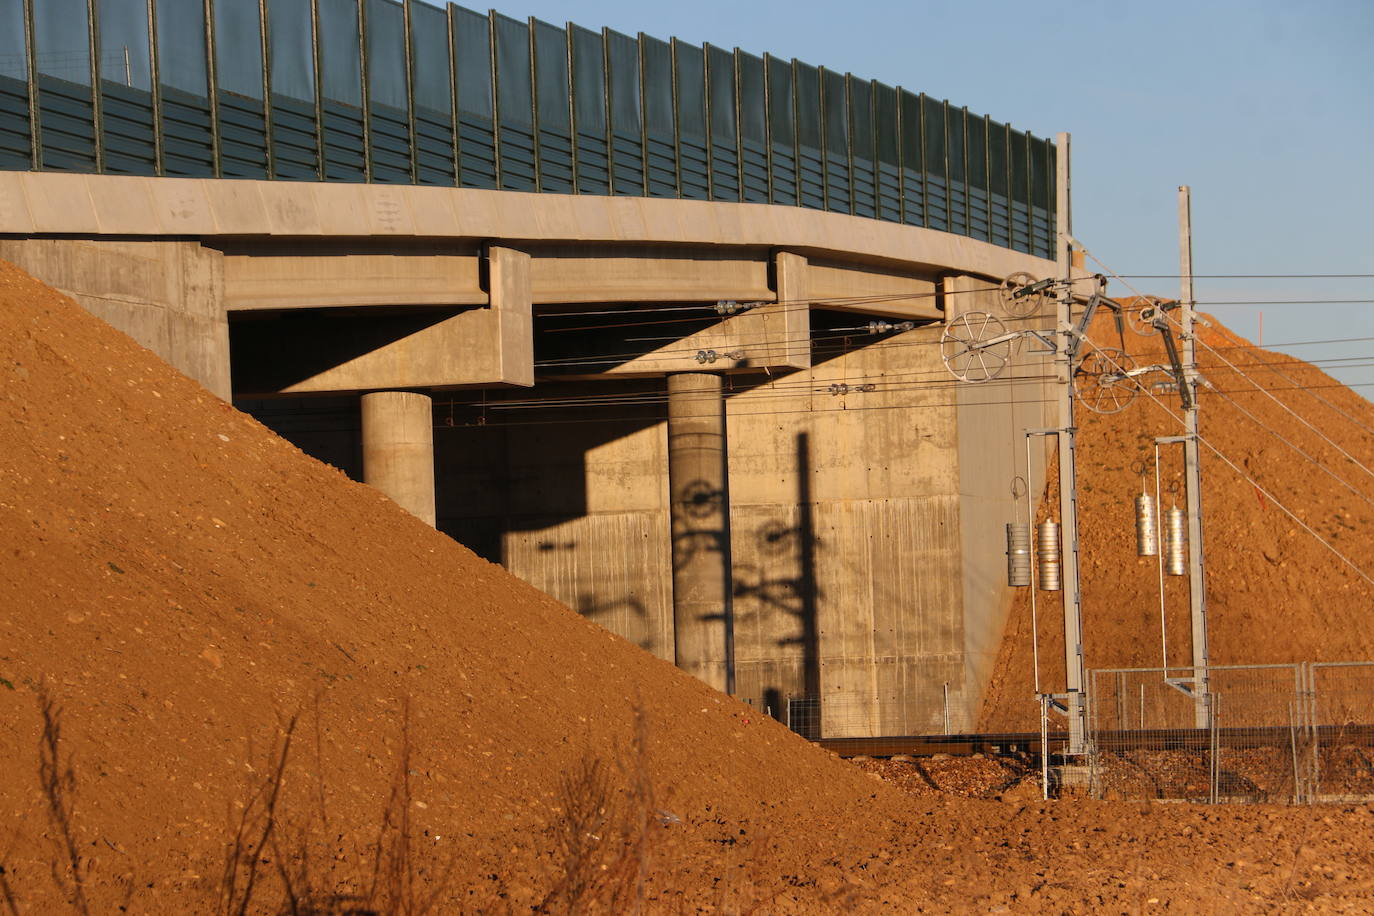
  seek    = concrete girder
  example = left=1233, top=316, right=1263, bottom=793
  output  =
left=220, top=241, right=486, bottom=312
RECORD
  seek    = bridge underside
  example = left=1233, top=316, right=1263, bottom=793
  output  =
left=1, top=172, right=1056, bottom=737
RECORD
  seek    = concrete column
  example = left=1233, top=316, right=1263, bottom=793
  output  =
left=666, top=372, right=734, bottom=693
left=361, top=390, right=436, bottom=526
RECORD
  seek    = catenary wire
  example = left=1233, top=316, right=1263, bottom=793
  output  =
left=1220, top=349, right=1374, bottom=439
left=1085, top=344, right=1374, bottom=588
left=1155, top=307, right=1374, bottom=485
left=1085, top=249, right=1374, bottom=482
left=1116, top=274, right=1374, bottom=280
left=1204, top=385, right=1374, bottom=510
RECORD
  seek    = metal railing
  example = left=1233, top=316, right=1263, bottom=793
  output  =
left=0, top=0, right=1055, bottom=258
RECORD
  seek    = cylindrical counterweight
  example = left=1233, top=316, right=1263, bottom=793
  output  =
left=1006, top=523, right=1031, bottom=587
left=1135, top=493, right=1158, bottom=556
left=1165, top=505, right=1187, bottom=576
left=1036, top=520, right=1061, bottom=591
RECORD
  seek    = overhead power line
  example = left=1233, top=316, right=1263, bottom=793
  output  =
left=1077, top=245, right=1374, bottom=586
left=1156, top=307, right=1374, bottom=486
left=1196, top=299, right=1374, bottom=306
left=1118, top=274, right=1374, bottom=280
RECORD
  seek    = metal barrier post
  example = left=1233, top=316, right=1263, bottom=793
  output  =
left=1039, top=694, right=1050, bottom=801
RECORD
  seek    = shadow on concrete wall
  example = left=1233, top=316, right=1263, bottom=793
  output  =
left=235, top=395, right=364, bottom=480
left=733, top=432, right=821, bottom=730
left=432, top=381, right=669, bottom=560
left=229, top=307, right=472, bottom=395
left=670, top=476, right=727, bottom=573
left=573, top=594, right=650, bottom=646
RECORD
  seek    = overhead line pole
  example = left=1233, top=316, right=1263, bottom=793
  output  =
left=1055, top=133, right=1087, bottom=754
left=1179, top=185, right=1211, bottom=726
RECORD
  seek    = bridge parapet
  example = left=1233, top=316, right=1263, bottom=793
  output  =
left=0, top=0, right=1055, bottom=259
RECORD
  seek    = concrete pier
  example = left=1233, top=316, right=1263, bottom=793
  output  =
left=361, top=391, right=436, bottom=526
left=666, top=372, right=734, bottom=693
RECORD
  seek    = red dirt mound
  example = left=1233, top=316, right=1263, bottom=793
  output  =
left=980, top=303, right=1374, bottom=731
left=3, top=262, right=1373, bottom=912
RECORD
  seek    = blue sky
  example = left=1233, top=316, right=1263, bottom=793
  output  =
left=456, top=0, right=1373, bottom=392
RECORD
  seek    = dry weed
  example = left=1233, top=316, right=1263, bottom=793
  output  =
left=219, top=713, right=299, bottom=916
left=36, top=689, right=90, bottom=916
left=214, top=696, right=453, bottom=916
left=536, top=706, right=660, bottom=915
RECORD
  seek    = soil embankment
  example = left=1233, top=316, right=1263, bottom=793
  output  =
left=3, top=262, right=1372, bottom=912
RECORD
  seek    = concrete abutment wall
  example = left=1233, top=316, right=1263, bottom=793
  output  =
left=0, top=237, right=230, bottom=400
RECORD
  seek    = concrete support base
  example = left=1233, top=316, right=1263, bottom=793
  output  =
left=361, top=391, right=436, bottom=527
left=666, top=372, right=733, bottom=693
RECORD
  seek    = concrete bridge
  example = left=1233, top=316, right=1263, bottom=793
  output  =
left=0, top=0, right=1061, bottom=736
left=0, top=170, right=1057, bottom=735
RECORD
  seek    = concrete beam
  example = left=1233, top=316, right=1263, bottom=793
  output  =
left=772, top=251, right=813, bottom=370
left=806, top=258, right=939, bottom=320
left=362, top=390, right=436, bottom=526
left=220, top=241, right=484, bottom=311
left=549, top=301, right=806, bottom=379
left=529, top=244, right=772, bottom=305
left=489, top=245, right=535, bottom=388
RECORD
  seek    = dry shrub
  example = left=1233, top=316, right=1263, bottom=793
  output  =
left=219, top=712, right=297, bottom=916
left=216, top=697, right=452, bottom=916
left=537, top=707, right=658, bottom=915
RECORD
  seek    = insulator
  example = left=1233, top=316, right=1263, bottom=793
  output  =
left=1036, top=520, right=1061, bottom=592
left=1165, top=506, right=1187, bottom=576
left=1135, top=493, right=1158, bottom=557
left=1006, top=523, right=1031, bottom=587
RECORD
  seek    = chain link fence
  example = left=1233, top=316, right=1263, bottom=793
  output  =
left=1308, top=662, right=1374, bottom=801
left=1085, top=662, right=1374, bottom=804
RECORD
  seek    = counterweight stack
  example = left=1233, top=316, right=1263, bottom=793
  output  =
left=1165, top=506, right=1187, bottom=576
left=1037, top=520, right=1062, bottom=591
left=1006, top=523, right=1032, bottom=587
left=1136, top=493, right=1158, bottom=557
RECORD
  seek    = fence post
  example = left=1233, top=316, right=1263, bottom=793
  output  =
left=1039, top=694, right=1050, bottom=802
left=1288, top=699, right=1302, bottom=804
left=1307, top=662, right=1319, bottom=803
left=1208, top=691, right=1220, bottom=804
